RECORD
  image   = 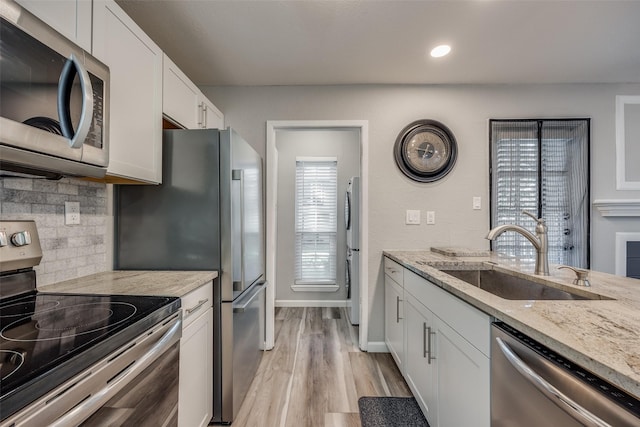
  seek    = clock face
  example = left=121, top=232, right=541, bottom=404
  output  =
left=394, top=120, right=457, bottom=182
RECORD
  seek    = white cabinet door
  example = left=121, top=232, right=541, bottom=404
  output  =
left=179, top=306, right=214, bottom=427
left=398, top=264, right=491, bottom=427
left=163, top=54, right=199, bottom=129
left=16, top=0, right=92, bottom=51
left=162, top=53, right=224, bottom=130
left=199, top=95, right=224, bottom=129
left=435, top=319, right=490, bottom=427
left=384, top=274, right=404, bottom=372
left=93, top=0, right=163, bottom=184
left=404, top=294, right=437, bottom=426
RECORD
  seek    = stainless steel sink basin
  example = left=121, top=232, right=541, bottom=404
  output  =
left=438, top=269, right=611, bottom=301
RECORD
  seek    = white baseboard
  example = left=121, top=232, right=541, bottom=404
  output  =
left=275, top=299, right=348, bottom=308
left=366, top=341, right=389, bottom=353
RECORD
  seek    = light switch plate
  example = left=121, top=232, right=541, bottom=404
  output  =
left=473, top=196, right=482, bottom=210
left=406, top=210, right=421, bottom=225
left=426, top=211, right=435, bottom=225
left=64, top=201, right=80, bottom=225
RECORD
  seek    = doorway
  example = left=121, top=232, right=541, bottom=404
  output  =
left=265, top=120, right=369, bottom=350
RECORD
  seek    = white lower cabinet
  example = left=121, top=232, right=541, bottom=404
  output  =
left=385, top=272, right=404, bottom=372
left=435, top=318, right=490, bottom=427
left=404, top=294, right=437, bottom=423
left=179, top=282, right=213, bottom=427
left=384, top=257, right=490, bottom=427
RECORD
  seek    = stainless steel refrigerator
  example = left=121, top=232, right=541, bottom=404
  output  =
left=115, top=128, right=265, bottom=424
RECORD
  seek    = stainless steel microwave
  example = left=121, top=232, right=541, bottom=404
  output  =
left=0, top=0, right=109, bottom=179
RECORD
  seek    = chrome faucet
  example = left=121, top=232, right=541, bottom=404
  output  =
left=486, top=211, right=549, bottom=276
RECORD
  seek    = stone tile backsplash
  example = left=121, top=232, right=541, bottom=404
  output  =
left=0, top=177, right=109, bottom=286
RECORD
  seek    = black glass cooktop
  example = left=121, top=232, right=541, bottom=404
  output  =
left=0, top=291, right=180, bottom=420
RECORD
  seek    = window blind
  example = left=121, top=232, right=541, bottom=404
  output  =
left=490, top=120, right=590, bottom=268
left=295, top=158, right=338, bottom=284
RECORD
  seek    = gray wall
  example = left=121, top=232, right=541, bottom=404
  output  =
left=275, top=128, right=360, bottom=302
left=0, top=177, right=109, bottom=286
left=202, top=83, right=640, bottom=344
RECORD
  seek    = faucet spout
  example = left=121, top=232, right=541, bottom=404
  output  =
left=486, top=212, right=550, bottom=276
left=486, top=225, right=541, bottom=250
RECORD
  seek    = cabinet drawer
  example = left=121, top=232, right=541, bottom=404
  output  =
left=181, top=281, right=213, bottom=329
left=384, top=257, right=404, bottom=285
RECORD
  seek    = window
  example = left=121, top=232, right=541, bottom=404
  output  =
left=490, top=119, right=590, bottom=268
left=295, top=157, right=338, bottom=284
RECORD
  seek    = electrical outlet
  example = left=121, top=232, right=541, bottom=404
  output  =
left=65, top=201, right=80, bottom=225
left=426, top=211, right=435, bottom=225
left=406, top=210, right=421, bottom=225
left=473, top=196, right=482, bottom=210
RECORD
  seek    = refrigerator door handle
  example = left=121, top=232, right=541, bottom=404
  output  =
left=232, top=282, right=265, bottom=313
left=232, top=169, right=246, bottom=291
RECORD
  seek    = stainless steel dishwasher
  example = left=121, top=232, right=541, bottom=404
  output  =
left=491, top=322, right=640, bottom=427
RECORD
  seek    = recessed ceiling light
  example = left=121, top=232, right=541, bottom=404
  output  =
left=430, top=45, right=451, bottom=58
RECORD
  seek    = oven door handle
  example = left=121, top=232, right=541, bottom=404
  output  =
left=48, top=318, right=182, bottom=427
left=495, top=337, right=612, bottom=427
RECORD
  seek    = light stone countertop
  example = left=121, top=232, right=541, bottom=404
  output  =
left=383, top=249, right=640, bottom=400
left=39, top=270, right=218, bottom=298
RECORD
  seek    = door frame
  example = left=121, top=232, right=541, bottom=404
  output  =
left=265, top=120, right=369, bottom=350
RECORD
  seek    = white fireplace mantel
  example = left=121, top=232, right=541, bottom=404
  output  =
left=593, top=199, right=640, bottom=217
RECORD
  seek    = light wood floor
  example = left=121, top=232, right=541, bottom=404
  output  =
left=234, top=307, right=412, bottom=427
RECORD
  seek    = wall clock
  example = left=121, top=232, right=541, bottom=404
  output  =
left=393, top=119, right=458, bottom=183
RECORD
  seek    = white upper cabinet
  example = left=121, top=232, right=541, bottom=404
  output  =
left=163, top=54, right=224, bottom=130
left=93, top=0, right=163, bottom=184
left=163, top=54, right=200, bottom=129
left=16, top=0, right=92, bottom=51
left=199, top=94, right=224, bottom=129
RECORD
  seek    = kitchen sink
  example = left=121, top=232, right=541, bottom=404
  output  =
left=438, top=268, right=612, bottom=301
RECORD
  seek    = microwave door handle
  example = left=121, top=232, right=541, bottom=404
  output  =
left=232, top=169, right=246, bottom=290
left=495, top=337, right=612, bottom=427
left=58, top=53, right=94, bottom=149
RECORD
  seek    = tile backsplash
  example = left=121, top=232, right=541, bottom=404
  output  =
left=0, top=177, right=109, bottom=286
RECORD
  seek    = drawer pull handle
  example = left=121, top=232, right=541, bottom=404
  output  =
left=185, top=299, right=209, bottom=318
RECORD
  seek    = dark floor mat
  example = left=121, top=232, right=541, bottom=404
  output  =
left=358, top=396, right=430, bottom=427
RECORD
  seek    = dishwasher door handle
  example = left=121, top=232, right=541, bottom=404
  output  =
left=495, top=337, right=612, bottom=427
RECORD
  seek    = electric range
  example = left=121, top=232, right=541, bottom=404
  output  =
left=0, top=220, right=181, bottom=422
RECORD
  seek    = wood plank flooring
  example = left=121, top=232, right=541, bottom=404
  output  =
left=234, top=307, right=411, bottom=427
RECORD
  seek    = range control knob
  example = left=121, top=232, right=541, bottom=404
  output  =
left=11, top=231, right=31, bottom=247
left=0, top=231, right=7, bottom=247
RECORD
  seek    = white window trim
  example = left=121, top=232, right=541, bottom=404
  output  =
left=291, top=284, right=340, bottom=293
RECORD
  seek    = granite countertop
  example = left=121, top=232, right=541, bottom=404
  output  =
left=383, top=248, right=640, bottom=400
left=39, top=270, right=218, bottom=298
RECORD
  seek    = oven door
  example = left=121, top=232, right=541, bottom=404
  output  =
left=0, top=1, right=109, bottom=178
left=0, top=314, right=181, bottom=427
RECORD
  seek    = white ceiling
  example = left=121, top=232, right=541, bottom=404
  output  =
left=116, top=0, right=640, bottom=87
